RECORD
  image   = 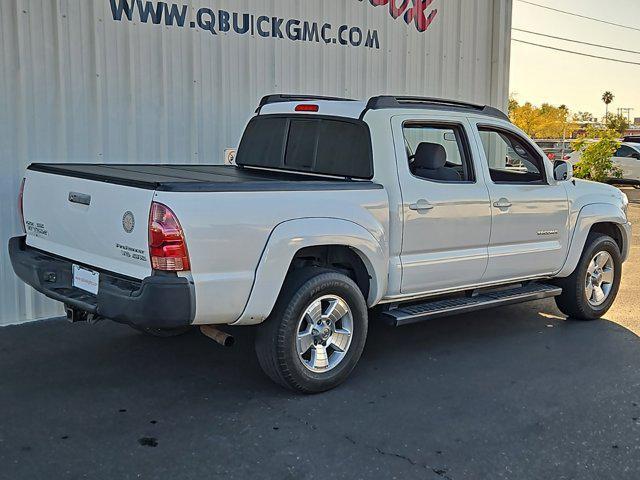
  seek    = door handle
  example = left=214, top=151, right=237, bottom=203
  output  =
left=409, top=199, right=434, bottom=213
left=68, top=192, right=91, bottom=206
left=493, top=198, right=512, bottom=209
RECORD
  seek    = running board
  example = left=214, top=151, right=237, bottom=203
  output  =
left=381, top=283, right=562, bottom=327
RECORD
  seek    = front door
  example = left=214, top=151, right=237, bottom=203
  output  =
left=393, top=116, right=492, bottom=294
left=472, top=123, right=570, bottom=282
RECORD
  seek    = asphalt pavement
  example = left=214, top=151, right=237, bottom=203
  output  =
left=1, top=188, right=639, bottom=480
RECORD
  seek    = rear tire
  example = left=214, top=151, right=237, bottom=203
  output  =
left=554, top=233, right=622, bottom=320
left=255, top=268, right=368, bottom=393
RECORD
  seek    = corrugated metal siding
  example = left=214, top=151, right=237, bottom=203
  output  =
left=0, top=0, right=512, bottom=325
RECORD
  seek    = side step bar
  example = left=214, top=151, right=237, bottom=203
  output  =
left=381, top=283, right=562, bottom=327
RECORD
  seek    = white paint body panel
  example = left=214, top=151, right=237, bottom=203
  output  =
left=152, top=187, right=389, bottom=325
left=260, top=101, right=368, bottom=119
left=389, top=114, right=492, bottom=294
left=23, top=170, right=154, bottom=279
left=556, top=181, right=632, bottom=277
left=234, top=218, right=388, bottom=326
left=467, top=119, right=570, bottom=281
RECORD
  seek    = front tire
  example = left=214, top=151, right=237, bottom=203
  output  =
left=255, top=268, right=368, bottom=393
left=554, top=233, right=622, bottom=320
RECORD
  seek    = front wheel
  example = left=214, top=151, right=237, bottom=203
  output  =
left=255, top=268, right=368, bottom=393
left=554, top=233, right=622, bottom=320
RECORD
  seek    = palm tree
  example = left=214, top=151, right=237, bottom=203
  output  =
left=602, top=91, right=614, bottom=119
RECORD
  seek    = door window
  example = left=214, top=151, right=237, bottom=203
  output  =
left=614, top=145, right=638, bottom=158
left=478, top=128, right=546, bottom=184
left=402, top=123, right=474, bottom=182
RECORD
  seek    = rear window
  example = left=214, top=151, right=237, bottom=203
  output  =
left=236, top=115, right=373, bottom=178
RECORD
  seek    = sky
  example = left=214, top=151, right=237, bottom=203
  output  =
left=510, top=0, right=640, bottom=121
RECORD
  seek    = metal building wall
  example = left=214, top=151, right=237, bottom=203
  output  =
left=0, top=0, right=512, bottom=325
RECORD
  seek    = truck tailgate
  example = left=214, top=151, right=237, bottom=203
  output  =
left=23, top=169, right=155, bottom=279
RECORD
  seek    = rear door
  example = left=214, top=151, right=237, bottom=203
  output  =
left=392, top=114, right=492, bottom=294
left=23, top=169, right=155, bottom=279
left=470, top=121, right=570, bottom=282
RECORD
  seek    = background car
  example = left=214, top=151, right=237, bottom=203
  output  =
left=565, top=141, right=640, bottom=188
left=611, top=142, right=640, bottom=187
left=535, top=139, right=574, bottom=161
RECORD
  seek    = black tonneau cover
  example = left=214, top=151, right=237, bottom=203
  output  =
left=28, top=164, right=382, bottom=192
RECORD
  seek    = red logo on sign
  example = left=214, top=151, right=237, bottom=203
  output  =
left=364, top=0, right=438, bottom=33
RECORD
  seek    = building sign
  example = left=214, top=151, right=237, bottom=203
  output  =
left=359, top=0, right=438, bottom=33
left=109, top=0, right=438, bottom=49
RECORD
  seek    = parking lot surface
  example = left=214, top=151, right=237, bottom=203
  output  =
left=1, top=188, right=639, bottom=480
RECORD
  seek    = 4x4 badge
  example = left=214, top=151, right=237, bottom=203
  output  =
left=122, top=211, right=135, bottom=233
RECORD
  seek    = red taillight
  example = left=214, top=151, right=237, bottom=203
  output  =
left=148, top=202, right=190, bottom=271
left=18, top=178, right=25, bottom=233
left=295, top=104, right=319, bottom=112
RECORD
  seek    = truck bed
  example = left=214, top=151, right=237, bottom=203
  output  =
left=28, top=164, right=382, bottom=192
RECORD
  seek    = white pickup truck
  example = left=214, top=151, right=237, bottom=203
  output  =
left=10, top=95, right=632, bottom=393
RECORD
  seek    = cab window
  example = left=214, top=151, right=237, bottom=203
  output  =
left=402, top=123, right=474, bottom=183
left=478, top=127, right=546, bottom=184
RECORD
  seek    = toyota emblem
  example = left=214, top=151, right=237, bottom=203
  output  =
left=122, top=211, right=135, bottom=233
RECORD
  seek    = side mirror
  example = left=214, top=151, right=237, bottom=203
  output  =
left=553, top=160, right=573, bottom=182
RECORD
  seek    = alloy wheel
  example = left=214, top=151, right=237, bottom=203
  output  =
left=585, top=251, right=615, bottom=307
left=296, top=295, right=354, bottom=373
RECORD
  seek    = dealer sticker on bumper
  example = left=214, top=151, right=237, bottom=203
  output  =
left=72, top=265, right=99, bottom=295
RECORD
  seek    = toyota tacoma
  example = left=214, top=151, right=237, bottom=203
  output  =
left=9, top=95, right=632, bottom=393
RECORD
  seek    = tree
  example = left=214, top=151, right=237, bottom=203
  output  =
left=508, top=96, right=520, bottom=116
left=509, top=102, right=540, bottom=136
left=573, top=111, right=595, bottom=124
left=573, top=127, right=622, bottom=182
left=509, top=101, right=577, bottom=139
left=605, top=113, right=629, bottom=136
left=602, top=91, right=614, bottom=118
